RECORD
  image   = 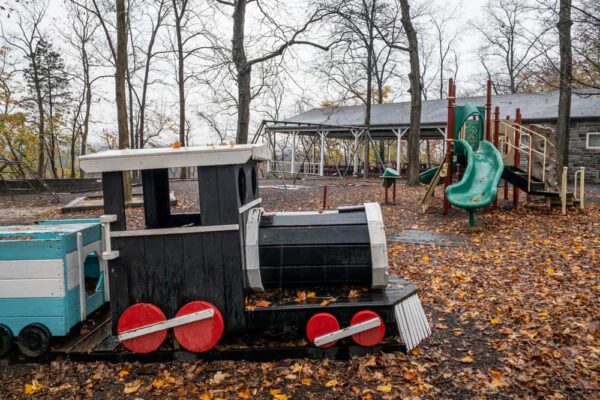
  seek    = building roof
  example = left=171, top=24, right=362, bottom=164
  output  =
left=267, top=88, right=600, bottom=140
left=78, top=143, right=270, bottom=173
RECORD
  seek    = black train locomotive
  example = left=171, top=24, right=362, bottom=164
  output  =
left=79, top=144, right=430, bottom=354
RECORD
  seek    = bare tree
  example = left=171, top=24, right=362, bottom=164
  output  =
left=475, top=0, right=551, bottom=94
left=556, top=0, right=572, bottom=174
left=430, top=3, right=460, bottom=99
left=1, top=1, right=48, bottom=176
left=319, top=0, right=405, bottom=176
left=398, top=0, right=421, bottom=186
left=212, top=0, right=333, bottom=144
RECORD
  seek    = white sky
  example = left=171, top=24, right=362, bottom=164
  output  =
left=0, top=0, right=493, bottom=147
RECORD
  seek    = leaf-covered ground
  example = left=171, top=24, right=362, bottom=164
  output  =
left=1, top=178, right=599, bottom=399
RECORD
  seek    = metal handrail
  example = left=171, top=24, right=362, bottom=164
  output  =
left=498, top=121, right=558, bottom=191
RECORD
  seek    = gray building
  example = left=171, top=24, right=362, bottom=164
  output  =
left=267, top=89, right=600, bottom=182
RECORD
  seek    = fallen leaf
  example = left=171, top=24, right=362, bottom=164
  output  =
left=152, top=379, right=165, bottom=389
left=461, top=355, right=474, bottom=363
left=306, top=291, right=316, bottom=299
left=296, top=291, right=307, bottom=302
left=490, top=317, right=502, bottom=325
left=377, top=385, right=392, bottom=392
left=118, top=369, right=129, bottom=380
left=301, top=378, right=312, bottom=386
left=24, top=380, right=44, bottom=395
left=210, top=371, right=229, bottom=385
left=422, top=255, right=430, bottom=264
left=255, top=300, right=271, bottom=308
left=325, top=379, right=339, bottom=388
left=123, top=380, right=141, bottom=394
left=348, top=289, right=361, bottom=299
left=269, top=388, right=289, bottom=400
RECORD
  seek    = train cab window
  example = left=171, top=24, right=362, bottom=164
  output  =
left=238, top=167, right=246, bottom=204
left=83, top=252, right=101, bottom=295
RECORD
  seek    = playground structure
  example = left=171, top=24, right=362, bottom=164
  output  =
left=0, top=156, right=60, bottom=201
left=420, top=80, right=586, bottom=224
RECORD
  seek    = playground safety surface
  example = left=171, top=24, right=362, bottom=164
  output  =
left=1, top=178, right=598, bottom=399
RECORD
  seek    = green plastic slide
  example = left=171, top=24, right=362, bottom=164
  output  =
left=445, top=139, right=504, bottom=226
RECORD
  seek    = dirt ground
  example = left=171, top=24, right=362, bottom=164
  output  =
left=0, top=178, right=599, bottom=399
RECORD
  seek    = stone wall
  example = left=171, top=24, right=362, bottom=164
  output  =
left=521, top=118, right=600, bottom=184
left=568, top=119, right=600, bottom=183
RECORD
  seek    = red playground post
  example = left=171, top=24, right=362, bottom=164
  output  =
left=493, top=106, right=500, bottom=209
left=443, top=79, right=456, bottom=215
left=485, top=80, right=492, bottom=142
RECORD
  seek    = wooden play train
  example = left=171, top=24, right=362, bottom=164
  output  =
left=0, top=143, right=430, bottom=358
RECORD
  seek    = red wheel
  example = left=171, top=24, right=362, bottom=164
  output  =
left=117, top=303, right=167, bottom=354
left=173, top=301, right=224, bottom=352
left=350, top=310, right=386, bottom=347
left=306, top=313, right=340, bottom=348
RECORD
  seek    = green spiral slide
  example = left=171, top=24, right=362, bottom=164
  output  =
left=443, top=102, right=504, bottom=226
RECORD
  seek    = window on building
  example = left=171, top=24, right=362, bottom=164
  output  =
left=587, top=133, right=600, bottom=149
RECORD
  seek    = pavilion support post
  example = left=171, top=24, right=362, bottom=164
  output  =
left=319, top=130, right=328, bottom=177
left=266, top=132, right=272, bottom=174
left=352, top=129, right=363, bottom=176
left=291, top=131, right=296, bottom=174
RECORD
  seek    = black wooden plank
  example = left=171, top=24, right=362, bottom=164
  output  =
left=122, top=237, right=147, bottom=306
left=143, top=236, right=169, bottom=313
left=109, top=237, right=132, bottom=333
left=180, top=233, right=207, bottom=305
left=142, top=169, right=171, bottom=229
left=259, top=225, right=370, bottom=246
left=216, top=165, right=242, bottom=224
left=220, top=230, right=245, bottom=330
left=260, top=212, right=367, bottom=227
left=201, top=232, right=227, bottom=321
left=102, top=171, right=126, bottom=231
left=261, top=265, right=372, bottom=288
left=197, top=166, right=221, bottom=225
left=259, top=245, right=372, bottom=267
left=163, top=235, right=184, bottom=318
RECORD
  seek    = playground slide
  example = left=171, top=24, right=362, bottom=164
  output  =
left=445, top=139, right=504, bottom=225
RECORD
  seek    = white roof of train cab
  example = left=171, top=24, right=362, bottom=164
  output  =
left=78, top=143, right=271, bottom=173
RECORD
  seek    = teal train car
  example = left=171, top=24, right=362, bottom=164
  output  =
left=0, top=219, right=108, bottom=357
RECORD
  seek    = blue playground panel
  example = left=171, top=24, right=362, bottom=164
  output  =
left=0, top=219, right=107, bottom=338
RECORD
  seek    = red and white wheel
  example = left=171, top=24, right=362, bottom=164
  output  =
left=117, top=303, right=167, bottom=354
left=173, top=301, right=224, bottom=352
left=306, top=313, right=340, bottom=348
left=350, top=310, right=386, bottom=347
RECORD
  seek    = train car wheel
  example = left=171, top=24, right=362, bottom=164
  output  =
left=0, top=324, right=14, bottom=358
left=350, top=310, right=385, bottom=347
left=173, top=301, right=224, bottom=353
left=117, top=303, right=167, bottom=354
left=17, top=324, right=50, bottom=358
left=306, top=313, right=340, bottom=348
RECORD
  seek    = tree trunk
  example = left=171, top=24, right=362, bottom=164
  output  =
left=399, top=0, right=421, bottom=186
left=33, top=69, right=45, bottom=177
left=556, top=0, right=572, bottom=176
left=173, top=0, right=188, bottom=177
left=233, top=0, right=251, bottom=145
left=80, top=79, right=92, bottom=178
left=116, top=0, right=131, bottom=200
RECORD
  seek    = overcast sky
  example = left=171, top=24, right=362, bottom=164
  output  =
left=1, top=0, right=496, bottom=147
